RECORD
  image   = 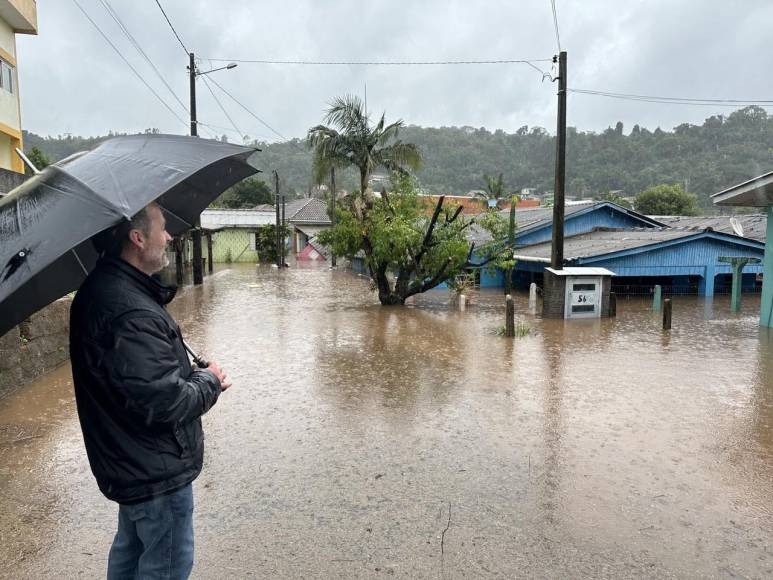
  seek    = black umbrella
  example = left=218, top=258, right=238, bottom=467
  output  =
left=0, top=134, right=260, bottom=338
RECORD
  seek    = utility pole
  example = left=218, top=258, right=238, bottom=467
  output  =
left=330, top=167, right=336, bottom=267
left=274, top=170, right=281, bottom=268
left=188, top=51, right=203, bottom=284
left=281, top=194, right=286, bottom=267
left=550, top=51, right=567, bottom=270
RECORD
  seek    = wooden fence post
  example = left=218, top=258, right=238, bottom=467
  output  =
left=505, top=295, right=515, bottom=337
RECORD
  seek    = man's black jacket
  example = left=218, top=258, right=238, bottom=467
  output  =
left=70, top=258, right=221, bottom=504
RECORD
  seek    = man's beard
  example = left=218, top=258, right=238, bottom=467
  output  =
left=144, top=248, right=170, bottom=274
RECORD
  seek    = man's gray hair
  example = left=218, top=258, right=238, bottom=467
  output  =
left=95, top=203, right=158, bottom=257
left=127, top=206, right=153, bottom=237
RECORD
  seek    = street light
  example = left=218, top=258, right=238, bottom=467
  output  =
left=187, top=52, right=237, bottom=284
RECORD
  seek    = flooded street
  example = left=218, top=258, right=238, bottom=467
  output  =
left=1, top=262, right=773, bottom=579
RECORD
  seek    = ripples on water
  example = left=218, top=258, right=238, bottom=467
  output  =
left=1, top=262, right=772, bottom=578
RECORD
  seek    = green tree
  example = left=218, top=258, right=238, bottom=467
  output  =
left=318, top=173, right=510, bottom=305
left=597, top=191, right=632, bottom=209
left=634, top=184, right=700, bottom=215
left=214, top=177, right=273, bottom=208
left=24, top=146, right=49, bottom=174
left=481, top=173, right=506, bottom=209
left=254, top=224, right=289, bottom=262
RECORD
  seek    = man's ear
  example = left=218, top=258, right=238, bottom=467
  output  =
left=127, top=228, right=145, bottom=248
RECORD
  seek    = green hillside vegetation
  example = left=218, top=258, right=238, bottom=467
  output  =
left=24, top=105, right=773, bottom=210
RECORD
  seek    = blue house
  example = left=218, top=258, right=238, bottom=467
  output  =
left=475, top=201, right=665, bottom=288
left=511, top=227, right=765, bottom=296
left=472, top=201, right=766, bottom=295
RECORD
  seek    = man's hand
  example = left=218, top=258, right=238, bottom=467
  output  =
left=205, top=361, right=232, bottom=391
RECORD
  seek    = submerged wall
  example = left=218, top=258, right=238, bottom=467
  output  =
left=0, top=296, right=71, bottom=399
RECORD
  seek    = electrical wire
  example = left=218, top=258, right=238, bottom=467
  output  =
left=200, top=75, right=245, bottom=142
left=568, top=88, right=773, bottom=107
left=71, top=0, right=189, bottom=130
left=205, top=76, right=296, bottom=146
left=154, top=0, right=188, bottom=56
left=98, top=0, right=190, bottom=117
left=549, top=0, right=562, bottom=53
left=201, top=57, right=553, bottom=66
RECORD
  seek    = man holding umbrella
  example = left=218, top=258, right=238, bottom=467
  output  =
left=0, top=134, right=259, bottom=578
left=70, top=201, right=231, bottom=579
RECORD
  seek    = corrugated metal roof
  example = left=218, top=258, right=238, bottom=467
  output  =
left=307, top=236, right=331, bottom=258
left=656, top=214, right=767, bottom=242
left=201, top=208, right=276, bottom=229
left=497, top=201, right=596, bottom=230
left=546, top=267, right=616, bottom=276
left=497, top=200, right=664, bottom=232
left=514, top=227, right=763, bottom=262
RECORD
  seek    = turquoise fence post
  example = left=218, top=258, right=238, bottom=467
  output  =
left=653, top=285, right=662, bottom=311
left=761, top=206, right=773, bottom=327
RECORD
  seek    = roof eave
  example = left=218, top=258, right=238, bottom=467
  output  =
left=712, top=170, right=773, bottom=207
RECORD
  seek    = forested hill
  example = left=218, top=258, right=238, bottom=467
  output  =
left=24, top=106, right=773, bottom=209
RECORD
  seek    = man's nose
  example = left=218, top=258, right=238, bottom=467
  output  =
left=164, top=231, right=172, bottom=242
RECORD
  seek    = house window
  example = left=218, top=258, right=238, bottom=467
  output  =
left=0, top=60, right=14, bottom=94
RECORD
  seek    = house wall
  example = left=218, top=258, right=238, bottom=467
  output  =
left=517, top=207, right=656, bottom=246
left=212, top=229, right=258, bottom=263
left=0, top=16, right=22, bottom=173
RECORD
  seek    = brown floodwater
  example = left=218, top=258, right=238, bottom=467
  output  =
left=1, top=262, right=772, bottom=579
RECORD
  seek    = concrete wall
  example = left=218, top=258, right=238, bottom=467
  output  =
left=542, top=271, right=567, bottom=318
left=0, top=164, right=28, bottom=192
left=0, top=296, right=71, bottom=399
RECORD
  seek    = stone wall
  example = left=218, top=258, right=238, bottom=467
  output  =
left=0, top=297, right=71, bottom=399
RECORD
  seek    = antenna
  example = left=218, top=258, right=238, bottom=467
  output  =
left=729, top=216, right=744, bottom=237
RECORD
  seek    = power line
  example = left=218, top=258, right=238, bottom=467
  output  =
left=549, top=0, right=562, bottom=53
left=154, top=0, right=188, bottom=56
left=201, top=57, right=554, bottom=66
left=568, top=88, right=773, bottom=106
left=98, top=0, right=190, bottom=117
left=200, top=75, right=245, bottom=141
left=205, top=76, right=296, bottom=146
left=71, top=0, right=189, bottom=130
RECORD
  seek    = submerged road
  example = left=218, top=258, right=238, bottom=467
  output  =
left=1, top=263, right=772, bottom=578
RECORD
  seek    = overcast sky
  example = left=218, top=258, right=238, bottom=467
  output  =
left=16, top=0, right=773, bottom=141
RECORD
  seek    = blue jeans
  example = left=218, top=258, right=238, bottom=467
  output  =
left=106, top=483, right=194, bottom=580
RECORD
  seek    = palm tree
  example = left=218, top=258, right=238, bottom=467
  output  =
left=481, top=173, right=506, bottom=209
left=307, top=95, right=422, bottom=211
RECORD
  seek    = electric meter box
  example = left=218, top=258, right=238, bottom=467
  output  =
left=543, top=267, right=616, bottom=319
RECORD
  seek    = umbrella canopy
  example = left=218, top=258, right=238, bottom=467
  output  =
left=0, top=134, right=260, bottom=337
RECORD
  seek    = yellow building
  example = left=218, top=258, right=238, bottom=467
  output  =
left=0, top=0, right=35, bottom=174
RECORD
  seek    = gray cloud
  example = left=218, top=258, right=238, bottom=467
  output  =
left=16, top=0, right=773, bottom=140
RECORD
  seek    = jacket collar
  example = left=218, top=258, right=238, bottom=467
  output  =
left=101, top=257, right=177, bottom=305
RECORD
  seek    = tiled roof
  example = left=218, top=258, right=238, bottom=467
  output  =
left=285, top=197, right=331, bottom=225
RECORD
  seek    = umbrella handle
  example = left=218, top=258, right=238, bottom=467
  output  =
left=182, top=339, right=209, bottom=368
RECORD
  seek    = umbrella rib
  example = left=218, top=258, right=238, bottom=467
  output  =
left=158, top=204, right=193, bottom=229
left=71, top=249, right=89, bottom=276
